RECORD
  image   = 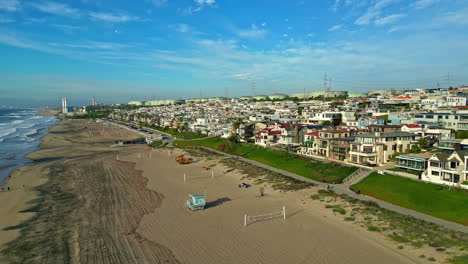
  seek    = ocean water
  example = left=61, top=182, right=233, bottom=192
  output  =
left=0, top=109, right=58, bottom=185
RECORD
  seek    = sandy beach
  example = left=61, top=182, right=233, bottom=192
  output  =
left=0, top=119, right=431, bottom=263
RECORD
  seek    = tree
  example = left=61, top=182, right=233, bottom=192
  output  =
left=322, top=120, right=332, bottom=126
left=419, top=137, right=428, bottom=148
left=232, top=118, right=243, bottom=130
left=228, top=134, right=240, bottom=144
left=297, top=107, right=304, bottom=116
left=380, top=114, right=389, bottom=123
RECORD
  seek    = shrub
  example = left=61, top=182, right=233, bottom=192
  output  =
left=344, top=217, right=355, bottom=221
left=367, top=226, right=381, bottom=232
left=428, top=257, right=436, bottom=262
left=310, top=194, right=320, bottom=200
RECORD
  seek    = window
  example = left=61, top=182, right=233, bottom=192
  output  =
left=450, top=162, right=459, bottom=169
left=430, top=161, right=439, bottom=167
left=426, top=115, right=434, bottom=119
left=431, top=171, right=439, bottom=176
left=445, top=116, right=449, bottom=119
left=455, top=116, right=459, bottom=120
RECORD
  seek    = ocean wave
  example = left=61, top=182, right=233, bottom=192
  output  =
left=0, top=128, right=17, bottom=139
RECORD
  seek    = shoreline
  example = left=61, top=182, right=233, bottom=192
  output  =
left=0, top=120, right=60, bottom=249
left=0, top=109, right=59, bottom=187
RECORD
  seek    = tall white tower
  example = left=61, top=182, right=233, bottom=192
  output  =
left=92, top=97, right=96, bottom=106
left=62, top=98, right=68, bottom=113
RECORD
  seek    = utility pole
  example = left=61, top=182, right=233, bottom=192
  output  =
left=329, top=77, right=332, bottom=95
left=251, top=80, right=256, bottom=97
left=437, top=81, right=440, bottom=89
left=447, top=72, right=451, bottom=87
left=323, top=72, right=327, bottom=102
left=303, top=87, right=306, bottom=101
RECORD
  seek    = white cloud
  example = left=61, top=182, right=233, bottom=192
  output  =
left=355, top=0, right=399, bottom=25
left=0, top=0, right=19, bottom=12
left=235, top=24, right=267, bottom=39
left=328, top=24, right=343, bottom=31
left=179, top=0, right=215, bottom=15
left=170, top=23, right=190, bottom=33
left=388, top=26, right=400, bottom=33
left=375, top=14, right=405, bottom=25
left=147, top=0, right=168, bottom=6
left=194, top=0, right=215, bottom=5
left=89, top=12, right=140, bottom=23
left=412, top=0, right=439, bottom=9
left=332, top=0, right=340, bottom=12
left=30, top=1, right=79, bottom=17
left=0, top=14, right=14, bottom=23
left=438, top=8, right=468, bottom=25
left=261, top=22, right=267, bottom=27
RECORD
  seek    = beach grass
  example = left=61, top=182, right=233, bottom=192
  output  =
left=175, top=138, right=357, bottom=183
left=351, top=173, right=468, bottom=225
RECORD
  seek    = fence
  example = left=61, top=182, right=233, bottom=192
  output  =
left=244, top=206, right=286, bottom=227
left=184, top=171, right=215, bottom=182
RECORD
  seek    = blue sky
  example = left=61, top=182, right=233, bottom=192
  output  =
left=0, top=0, right=467, bottom=106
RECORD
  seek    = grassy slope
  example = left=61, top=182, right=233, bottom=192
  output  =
left=174, top=138, right=357, bottom=183
left=352, top=173, right=468, bottom=225
left=140, top=124, right=206, bottom=139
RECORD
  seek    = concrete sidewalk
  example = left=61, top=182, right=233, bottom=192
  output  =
left=197, top=146, right=468, bottom=233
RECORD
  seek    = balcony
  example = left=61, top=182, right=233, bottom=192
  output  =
left=349, top=150, right=377, bottom=157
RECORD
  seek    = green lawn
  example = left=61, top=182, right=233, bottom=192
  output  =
left=174, top=138, right=357, bottom=183
left=352, top=173, right=468, bottom=225
left=139, top=124, right=206, bottom=139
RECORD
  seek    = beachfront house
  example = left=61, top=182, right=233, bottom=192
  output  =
left=423, top=150, right=468, bottom=188
left=349, top=132, right=418, bottom=166
left=395, top=153, right=432, bottom=176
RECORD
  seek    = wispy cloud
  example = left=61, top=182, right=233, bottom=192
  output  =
left=355, top=0, right=399, bottom=25
left=0, top=14, right=14, bottom=23
left=437, top=8, right=468, bottom=25
left=235, top=24, right=267, bottom=39
left=89, top=12, right=140, bottom=23
left=0, top=0, right=19, bottom=12
left=51, top=24, right=85, bottom=33
left=170, top=23, right=190, bottom=33
left=178, top=0, right=216, bottom=15
left=328, top=24, right=343, bottom=31
left=146, top=0, right=168, bottom=7
left=412, top=0, right=439, bottom=9
left=194, top=0, right=215, bottom=5
left=30, top=1, right=80, bottom=17
left=375, top=14, right=405, bottom=25
left=331, top=0, right=340, bottom=12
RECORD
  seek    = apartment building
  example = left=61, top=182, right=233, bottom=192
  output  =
left=350, top=132, right=418, bottom=166
left=413, top=112, right=468, bottom=131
